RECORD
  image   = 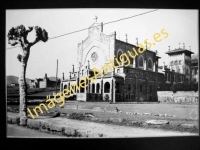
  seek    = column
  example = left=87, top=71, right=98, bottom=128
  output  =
left=133, top=59, right=135, bottom=68
left=113, top=78, right=116, bottom=103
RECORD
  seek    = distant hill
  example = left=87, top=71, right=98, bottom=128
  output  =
left=48, top=76, right=61, bottom=81
left=7, top=75, right=32, bottom=85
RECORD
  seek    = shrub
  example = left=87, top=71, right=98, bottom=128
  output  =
left=191, top=83, right=198, bottom=92
left=170, top=83, right=177, bottom=93
left=104, top=94, right=109, bottom=102
left=170, top=82, right=198, bottom=92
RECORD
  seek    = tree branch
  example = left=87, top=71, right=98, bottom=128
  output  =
left=8, top=39, right=20, bottom=46
left=29, top=26, right=48, bottom=46
left=29, top=37, right=40, bottom=46
left=26, top=26, right=33, bottom=34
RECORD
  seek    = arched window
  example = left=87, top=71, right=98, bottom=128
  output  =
left=128, top=84, right=131, bottom=91
left=96, top=83, right=100, bottom=93
left=92, top=83, right=95, bottom=93
left=139, top=56, right=144, bottom=67
left=64, top=84, right=67, bottom=89
left=117, top=51, right=123, bottom=61
left=104, top=82, right=110, bottom=93
left=148, top=59, right=153, bottom=69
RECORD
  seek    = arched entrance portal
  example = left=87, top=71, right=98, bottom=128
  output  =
left=104, top=82, right=110, bottom=93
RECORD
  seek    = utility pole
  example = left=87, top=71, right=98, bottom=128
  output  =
left=55, top=59, right=58, bottom=94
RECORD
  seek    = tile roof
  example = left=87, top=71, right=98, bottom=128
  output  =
left=165, top=48, right=194, bottom=55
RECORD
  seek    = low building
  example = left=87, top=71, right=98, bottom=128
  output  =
left=30, top=73, right=60, bottom=88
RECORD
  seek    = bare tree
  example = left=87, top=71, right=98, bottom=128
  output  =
left=7, top=25, right=48, bottom=123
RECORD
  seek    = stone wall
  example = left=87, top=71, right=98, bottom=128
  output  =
left=76, top=93, right=87, bottom=101
left=158, top=91, right=198, bottom=104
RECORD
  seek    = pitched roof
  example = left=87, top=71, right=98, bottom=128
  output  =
left=165, top=48, right=194, bottom=55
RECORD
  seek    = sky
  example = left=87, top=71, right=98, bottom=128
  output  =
left=6, top=9, right=198, bottom=79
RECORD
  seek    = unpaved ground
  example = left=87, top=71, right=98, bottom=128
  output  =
left=34, top=117, right=198, bottom=138
left=7, top=102, right=198, bottom=134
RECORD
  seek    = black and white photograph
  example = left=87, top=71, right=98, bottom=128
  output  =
left=6, top=8, right=199, bottom=138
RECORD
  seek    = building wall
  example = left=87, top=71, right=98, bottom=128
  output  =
left=168, top=53, right=185, bottom=73
left=168, top=52, right=191, bottom=81
left=113, top=68, right=161, bottom=102
left=115, top=40, right=157, bottom=71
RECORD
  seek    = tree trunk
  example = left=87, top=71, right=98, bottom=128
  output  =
left=19, top=46, right=30, bottom=119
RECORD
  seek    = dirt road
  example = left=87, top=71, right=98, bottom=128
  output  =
left=34, top=117, right=198, bottom=138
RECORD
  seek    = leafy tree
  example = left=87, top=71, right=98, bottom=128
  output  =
left=7, top=25, right=48, bottom=124
left=104, top=94, right=110, bottom=102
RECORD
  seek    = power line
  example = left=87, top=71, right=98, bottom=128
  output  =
left=6, top=9, right=158, bottom=50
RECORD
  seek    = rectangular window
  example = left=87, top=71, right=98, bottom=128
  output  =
left=149, top=86, right=152, bottom=92
left=129, top=95, right=130, bottom=99
left=126, top=95, right=128, bottom=99
left=140, top=85, right=143, bottom=92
